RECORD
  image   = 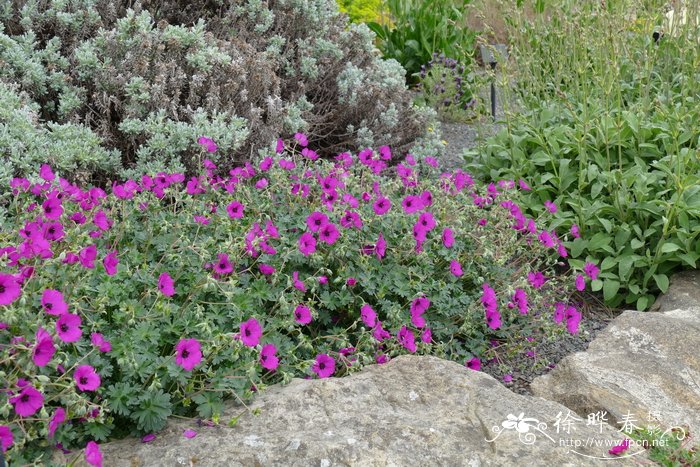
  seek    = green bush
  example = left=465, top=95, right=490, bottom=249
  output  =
left=469, top=0, right=700, bottom=309
left=0, top=137, right=580, bottom=464
left=367, top=0, right=477, bottom=84
left=0, top=0, right=428, bottom=180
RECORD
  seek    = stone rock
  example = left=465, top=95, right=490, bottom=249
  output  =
left=651, top=269, right=700, bottom=313
left=532, top=271, right=700, bottom=446
left=76, top=355, right=644, bottom=466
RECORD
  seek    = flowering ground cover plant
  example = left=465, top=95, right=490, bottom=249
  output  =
left=0, top=136, right=590, bottom=464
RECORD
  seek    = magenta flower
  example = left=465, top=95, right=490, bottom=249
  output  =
left=312, top=354, right=335, bottom=378
left=214, top=253, right=234, bottom=275
left=410, top=310, right=426, bottom=328
left=608, top=438, right=630, bottom=456
left=571, top=224, right=580, bottom=238
left=466, top=358, right=481, bottom=371
left=544, top=200, right=557, bottom=213
left=485, top=311, right=502, bottom=330
left=142, top=434, right=156, bottom=443
left=226, top=201, right=245, bottom=219
left=397, top=326, right=417, bottom=353
left=41, top=289, right=68, bottom=316
left=56, top=313, right=82, bottom=343
left=450, top=260, right=463, bottom=277
left=553, top=302, right=567, bottom=324
left=260, top=344, right=279, bottom=370
left=258, top=264, right=275, bottom=275
left=79, top=244, right=97, bottom=269
left=417, top=211, right=436, bottom=231
left=402, top=195, right=423, bottom=213
left=360, top=304, right=377, bottom=327
left=158, top=272, right=175, bottom=296
left=538, top=230, right=556, bottom=248
left=421, top=328, right=432, bottom=343
left=566, top=307, right=582, bottom=334
left=503, top=374, right=513, bottom=383
left=183, top=429, right=197, bottom=439
left=93, top=210, right=113, bottom=231
left=518, top=179, right=531, bottom=191
left=10, top=385, right=44, bottom=416
left=33, top=328, right=56, bottom=367
left=527, top=271, right=547, bottom=289
left=340, top=211, right=362, bottom=229
left=197, top=136, right=217, bottom=152
left=0, top=425, right=13, bottom=453
left=294, top=305, right=312, bottom=325
left=410, top=297, right=431, bottom=315
left=442, top=228, right=455, bottom=248
left=513, top=288, right=529, bottom=315
left=375, top=233, right=386, bottom=259
left=372, top=321, right=391, bottom=341
left=292, top=271, right=306, bottom=292
left=318, top=275, right=328, bottom=284
left=306, top=211, right=329, bottom=232
left=40, top=163, right=55, bottom=181
left=275, top=138, right=285, bottom=153
left=376, top=354, right=389, bottom=364
left=240, top=318, right=262, bottom=347
left=372, top=197, right=391, bottom=215
left=298, top=232, right=317, bottom=256
left=584, top=262, right=600, bottom=281
left=74, top=365, right=101, bottom=391
left=346, top=277, right=357, bottom=286
left=90, top=332, right=112, bottom=352
left=42, top=197, right=63, bottom=220
left=103, top=251, right=119, bottom=276
left=294, top=132, right=308, bottom=147
left=575, top=274, right=586, bottom=291
left=0, top=273, right=21, bottom=306
left=175, top=338, right=202, bottom=371
left=318, top=223, right=340, bottom=245
left=85, top=441, right=103, bottom=467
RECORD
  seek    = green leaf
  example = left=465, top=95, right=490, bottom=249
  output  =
left=660, top=242, right=681, bottom=253
left=590, top=279, right=603, bottom=292
left=678, top=252, right=698, bottom=268
left=636, top=296, right=649, bottom=311
left=618, top=256, right=634, bottom=279
left=630, top=238, right=645, bottom=250
left=653, top=274, right=669, bottom=293
left=603, top=279, right=621, bottom=302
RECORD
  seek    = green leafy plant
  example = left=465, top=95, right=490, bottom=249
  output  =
left=367, top=0, right=476, bottom=84
left=469, top=0, right=700, bottom=309
left=628, top=425, right=698, bottom=466
left=0, top=136, right=582, bottom=464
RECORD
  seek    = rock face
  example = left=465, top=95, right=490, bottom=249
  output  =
left=79, top=355, right=643, bottom=466
left=532, top=271, right=700, bottom=445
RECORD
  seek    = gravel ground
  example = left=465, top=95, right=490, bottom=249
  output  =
left=431, top=87, right=622, bottom=395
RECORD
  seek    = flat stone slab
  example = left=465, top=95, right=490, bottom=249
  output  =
left=532, top=272, right=700, bottom=445
left=76, top=355, right=645, bottom=466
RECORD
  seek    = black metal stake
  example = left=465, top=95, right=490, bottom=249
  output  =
left=490, top=61, right=497, bottom=120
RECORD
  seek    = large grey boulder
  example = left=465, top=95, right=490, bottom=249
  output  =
left=532, top=271, right=700, bottom=445
left=77, top=355, right=644, bottom=466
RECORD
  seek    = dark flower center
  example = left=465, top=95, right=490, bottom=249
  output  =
left=80, top=376, right=88, bottom=385
left=60, top=324, right=68, bottom=332
left=245, top=329, right=250, bottom=336
left=45, top=207, right=52, bottom=213
left=45, top=303, right=53, bottom=310
left=319, top=362, right=325, bottom=370
left=21, top=394, right=29, bottom=402
left=0, top=285, right=5, bottom=294
left=182, top=350, right=190, bottom=359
